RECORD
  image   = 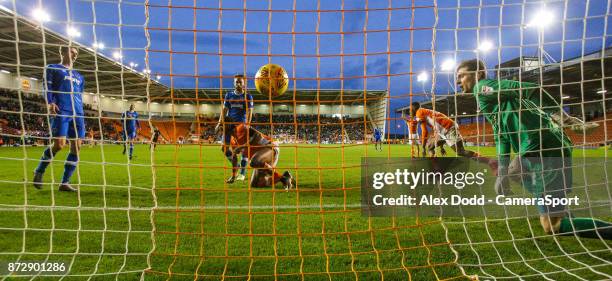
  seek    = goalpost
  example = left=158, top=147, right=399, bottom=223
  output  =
left=0, top=0, right=610, bottom=280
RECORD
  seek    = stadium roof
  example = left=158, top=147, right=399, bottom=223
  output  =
left=165, top=88, right=388, bottom=105
left=397, top=47, right=612, bottom=116
left=0, top=7, right=167, bottom=97
left=0, top=7, right=388, bottom=106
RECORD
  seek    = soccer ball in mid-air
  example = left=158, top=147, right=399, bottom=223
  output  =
left=255, top=63, right=289, bottom=97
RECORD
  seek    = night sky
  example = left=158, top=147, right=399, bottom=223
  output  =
left=5, top=0, right=612, bottom=134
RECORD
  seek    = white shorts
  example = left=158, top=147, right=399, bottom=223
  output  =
left=439, top=126, right=462, bottom=147
left=409, top=133, right=420, bottom=145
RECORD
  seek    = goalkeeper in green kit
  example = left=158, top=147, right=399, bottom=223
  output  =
left=456, top=59, right=610, bottom=239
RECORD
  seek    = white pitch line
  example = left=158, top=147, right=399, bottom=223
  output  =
left=0, top=201, right=608, bottom=212
left=0, top=204, right=363, bottom=212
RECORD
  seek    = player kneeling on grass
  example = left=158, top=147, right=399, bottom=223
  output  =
left=226, top=124, right=293, bottom=190
left=408, top=102, right=498, bottom=169
left=424, top=132, right=450, bottom=157
left=457, top=58, right=611, bottom=239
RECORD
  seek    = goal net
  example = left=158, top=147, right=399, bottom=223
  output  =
left=0, top=0, right=610, bottom=280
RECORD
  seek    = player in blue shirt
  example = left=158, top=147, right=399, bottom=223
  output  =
left=33, top=46, right=84, bottom=192
left=121, top=104, right=140, bottom=160
left=373, top=127, right=382, bottom=151
left=215, top=74, right=253, bottom=183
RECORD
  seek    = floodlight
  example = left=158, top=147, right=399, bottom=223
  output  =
left=92, top=42, right=105, bottom=50
left=66, top=26, right=81, bottom=38
left=417, top=72, right=428, bottom=82
left=528, top=10, right=554, bottom=29
left=477, top=41, right=493, bottom=52
left=32, top=8, right=50, bottom=23
left=441, top=59, right=456, bottom=71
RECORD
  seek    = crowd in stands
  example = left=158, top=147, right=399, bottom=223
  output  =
left=1, top=89, right=372, bottom=146
left=0, top=90, right=48, bottom=145
left=2, top=87, right=608, bottom=147
left=189, top=114, right=370, bottom=144
left=188, top=114, right=370, bottom=144
left=250, top=114, right=369, bottom=143
left=192, top=117, right=217, bottom=142
left=0, top=89, right=121, bottom=146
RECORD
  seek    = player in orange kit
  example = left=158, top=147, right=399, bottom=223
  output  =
left=404, top=117, right=421, bottom=156
left=408, top=102, right=497, bottom=170
left=227, top=124, right=293, bottom=190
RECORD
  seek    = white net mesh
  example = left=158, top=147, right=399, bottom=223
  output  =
left=0, top=0, right=609, bottom=280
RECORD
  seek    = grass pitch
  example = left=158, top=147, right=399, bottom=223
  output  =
left=0, top=144, right=610, bottom=280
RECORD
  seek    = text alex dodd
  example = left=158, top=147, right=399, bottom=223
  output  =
left=372, top=194, right=580, bottom=207
left=372, top=195, right=487, bottom=206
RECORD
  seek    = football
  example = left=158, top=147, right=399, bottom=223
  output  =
left=254, top=63, right=289, bottom=97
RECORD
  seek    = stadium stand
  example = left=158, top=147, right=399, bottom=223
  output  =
left=565, top=113, right=612, bottom=146
left=458, top=121, right=495, bottom=145
left=457, top=116, right=612, bottom=147
left=148, top=121, right=190, bottom=143
left=138, top=121, right=152, bottom=140
left=0, top=88, right=375, bottom=145
left=2, top=85, right=608, bottom=148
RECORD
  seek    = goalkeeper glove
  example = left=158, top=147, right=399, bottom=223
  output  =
left=495, top=166, right=513, bottom=196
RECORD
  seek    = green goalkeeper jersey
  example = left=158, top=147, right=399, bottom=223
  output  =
left=518, top=81, right=563, bottom=116
left=472, top=79, right=572, bottom=167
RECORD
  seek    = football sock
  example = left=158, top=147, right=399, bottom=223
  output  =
left=224, top=147, right=233, bottom=159
left=559, top=217, right=612, bottom=240
left=240, top=157, right=248, bottom=175
left=129, top=143, right=134, bottom=158
left=61, top=153, right=79, bottom=184
left=35, top=147, right=56, bottom=174
left=273, top=172, right=282, bottom=184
